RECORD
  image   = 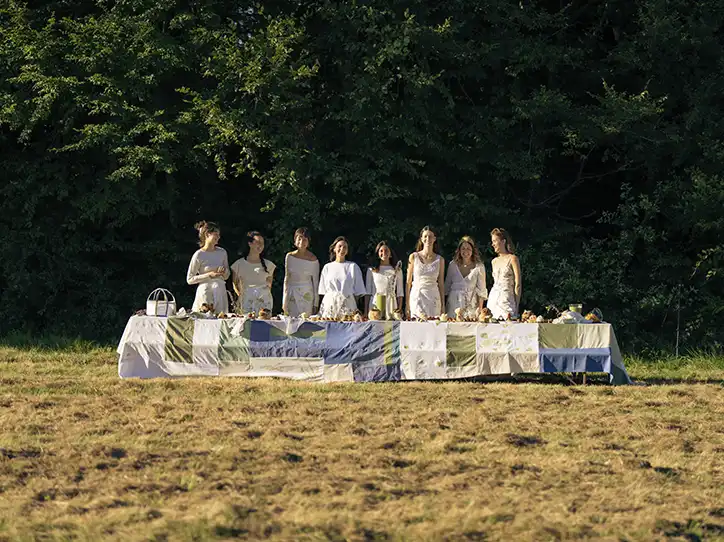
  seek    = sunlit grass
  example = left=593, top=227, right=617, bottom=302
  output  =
left=0, top=343, right=723, bottom=541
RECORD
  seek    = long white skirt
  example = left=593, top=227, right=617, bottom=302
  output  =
left=447, top=290, right=480, bottom=320
left=410, top=283, right=441, bottom=319
left=319, top=292, right=358, bottom=319
left=192, top=280, right=229, bottom=313
left=285, top=283, right=316, bottom=317
left=239, top=285, right=273, bottom=314
left=487, top=284, right=518, bottom=320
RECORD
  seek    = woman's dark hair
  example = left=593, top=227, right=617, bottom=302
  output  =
left=328, top=236, right=350, bottom=262
left=294, top=227, right=311, bottom=246
left=453, top=235, right=481, bottom=266
left=371, top=241, right=400, bottom=272
left=415, top=225, right=440, bottom=253
left=194, top=221, right=220, bottom=247
left=244, top=230, right=268, bottom=273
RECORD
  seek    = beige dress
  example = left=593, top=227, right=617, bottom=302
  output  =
left=186, top=247, right=230, bottom=312
left=231, top=257, right=276, bottom=313
left=282, top=254, right=320, bottom=317
left=445, top=261, right=488, bottom=319
left=488, top=256, right=518, bottom=320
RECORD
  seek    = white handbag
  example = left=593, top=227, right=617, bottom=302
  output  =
left=146, top=288, right=177, bottom=317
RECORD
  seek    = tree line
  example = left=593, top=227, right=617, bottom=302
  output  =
left=1, top=0, right=723, bottom=351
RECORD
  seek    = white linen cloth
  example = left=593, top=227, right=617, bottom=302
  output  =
left=282, top=254, right=320, bottom=316
left=318, top=261, right=366, bottom=318
left=186, top=247, right=230, bottom=313
left=445, top=261, right=488, bottom=319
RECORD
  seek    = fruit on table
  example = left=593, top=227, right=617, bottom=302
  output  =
left=585, top=312, right=601, bottom=322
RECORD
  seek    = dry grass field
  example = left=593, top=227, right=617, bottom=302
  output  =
left=0, top=344, right=723, bottom=541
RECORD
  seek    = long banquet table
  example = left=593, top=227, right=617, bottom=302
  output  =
left=117, top=316, right=631, bottom=384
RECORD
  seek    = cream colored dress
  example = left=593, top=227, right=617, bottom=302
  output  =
left=318, top=261, right=366, bottom=318
left=186, top=247, right=230, bottom=313
left=445, top=261, right=488, bottom=319
left=409, top=253, right=442, bottom=318
left=488, top=256, right=518, bottom=320
left=282, top=254, right=320, bottom=317
left=366, top=264, right=404, bottom=319
left=231, top=257, right=276, bottom=313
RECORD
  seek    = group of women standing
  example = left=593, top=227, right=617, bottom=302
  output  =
left=186, top=223, right=522, bottom=321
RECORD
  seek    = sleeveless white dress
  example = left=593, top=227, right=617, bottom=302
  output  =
left=409, top=253, right=442, bottom=318
left=445, top=261, right=487, bottom=319
left=488, top=256, right=518, bottom=320
left=282, top=254, right=320, bottom=317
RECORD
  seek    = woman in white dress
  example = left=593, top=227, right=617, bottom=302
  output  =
left=445, top=235, right=488, bottom=320
left=364, top=241, right=404, bottom=319
left=186, top=221, right=230, bottom=313
left=406, top=226, right=445, bottom=319
left=488, top=228, right=522, bottom=320
left=231, top=231, right=276, bottom=314
left=282, top=227, right=320, bottom=317
left=318, top=236, right=366, bottom=318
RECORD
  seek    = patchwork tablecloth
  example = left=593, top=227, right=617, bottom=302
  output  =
left=117, top=317, right=631, bottom=384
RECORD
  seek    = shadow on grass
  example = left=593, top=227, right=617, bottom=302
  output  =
left=460, top=372, right=724, bottom=386
left=0, top=332, right=113, bottom=353
left=467, top=373, right=614, bottom=386
left=632, top=376, right=724, bottom=385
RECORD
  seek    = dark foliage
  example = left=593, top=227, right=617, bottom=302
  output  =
left=1, top=0, right=722, bottom=351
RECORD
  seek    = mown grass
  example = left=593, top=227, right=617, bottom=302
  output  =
left=0, top=343, right=723, bottom=541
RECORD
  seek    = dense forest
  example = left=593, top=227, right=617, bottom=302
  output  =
left=1, top=0, right=723, bottom=351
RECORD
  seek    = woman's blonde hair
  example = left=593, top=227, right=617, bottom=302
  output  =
left=194, top=221, right=220, bottom=247
left=453, top=235, right=481, bottom=266
left=490, top=228, right=515, bottom=254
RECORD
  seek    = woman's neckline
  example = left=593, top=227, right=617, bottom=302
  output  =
left=289, top=252, right=318, bottom=263
left=458, top=261, right=476, bottom=277
left=418, top=251, right=438, bottom=264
